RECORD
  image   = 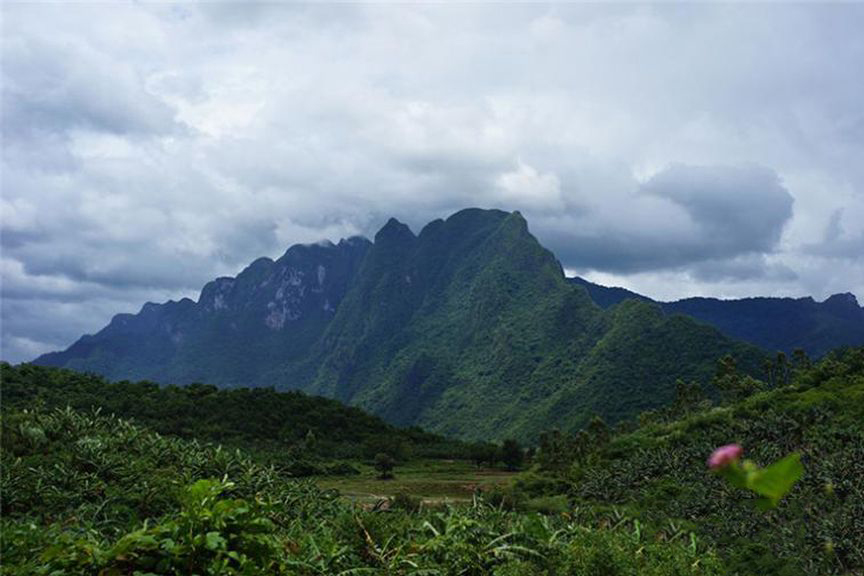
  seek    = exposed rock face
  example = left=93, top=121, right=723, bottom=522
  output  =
left=36, top=237, right=371, bottom=386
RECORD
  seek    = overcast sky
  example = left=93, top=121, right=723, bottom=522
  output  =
left=2, top=3, right=864, bottom=363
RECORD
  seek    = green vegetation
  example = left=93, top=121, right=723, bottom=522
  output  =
left=526, top=347, right=864, bottom=575
left=5, top=349, right=862, bottom=574
left=0, top=362, right=472, bottom=475
left=1, top=407, right=722, bottom=575
left=570, top=277, right=864, bottom=357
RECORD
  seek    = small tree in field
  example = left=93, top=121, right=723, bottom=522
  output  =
left=470, top=442, right=500, bottom=468
left=374, top=452, right=395, bottom=479
left=501, top=439, right=524, bottom=471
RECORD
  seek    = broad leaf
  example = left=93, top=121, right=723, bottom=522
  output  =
left=746, top=453, right=804, bottom=506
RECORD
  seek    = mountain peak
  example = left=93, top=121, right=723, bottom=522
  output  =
left=339, top=236, right=371, bottom=247
left=444, top=207, right=510, bottom=228
left=375, top=217, right=416, bottom=244
left=823, top=292, right=861, bottom=313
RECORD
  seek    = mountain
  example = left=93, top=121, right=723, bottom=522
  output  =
left=569, top=277, right=864, bottom=357
left=35, top=208, right=763, bottom=440
left=568, top=277, right=652, bottom=309
left=36, top=237, right=371, bottom=386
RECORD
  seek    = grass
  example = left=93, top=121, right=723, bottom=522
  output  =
left=316, top=459, right=518, bottom=506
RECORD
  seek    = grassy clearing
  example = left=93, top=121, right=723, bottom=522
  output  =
left=316, top=459, right=517, bottom=505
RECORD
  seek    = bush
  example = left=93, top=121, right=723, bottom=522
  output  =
left=523, top=495, right=570, bottom=515
left=106, top=479, right=281, bottom=575
left=323, top=461, right=361, bottom=476
left=391, top=491, right=423, bottom=512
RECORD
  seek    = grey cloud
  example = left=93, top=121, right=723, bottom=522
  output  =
left=1, top=255, right=186, bottom=362
left=817, top=236, right=864, bottom=261
left=9, top=212, right=282, bottom=293
left=805, top=209, right=864, bottom=261
left=2, top=37, right=178, bottom=141
left=537, top=164, right=794, bottom=273
left=643, top=164, right=794, bottom=257
left=689, top=255, right=799, bottom=283
left=2, top=3, right=864, bottom=363
left=1, top=290, right=171, bottom=363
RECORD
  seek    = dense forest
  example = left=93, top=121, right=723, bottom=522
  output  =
left=3, top=347, right=862, bottom=574
left=569, top=277, right=864, bottom=356
left=0, top=363, right=477, bottom=475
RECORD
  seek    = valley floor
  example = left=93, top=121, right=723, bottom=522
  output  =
left=316, top=460, right=517, bottom=506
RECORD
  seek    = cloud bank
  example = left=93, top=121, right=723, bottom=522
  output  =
left=2, top=3, right=863, bottom=362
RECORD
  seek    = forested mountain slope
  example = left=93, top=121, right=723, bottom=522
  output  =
left=36, top=237, right=371, bottom=385
left=35, top=208, right=763, bottom=440
left=570, top=276, right=864, bottom=356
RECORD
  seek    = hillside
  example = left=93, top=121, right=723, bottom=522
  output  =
left=570, top=276, right=864, bottom=356
left=528, top=346, right=864, bottom=575
left=35, top=208, right=765, bottom=440
left=0, top=362, right=467, bottom=470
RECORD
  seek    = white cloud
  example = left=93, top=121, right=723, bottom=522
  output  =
left=495, top=160, right=563, bottom=211
left=2, top=3, right=863, bottom=362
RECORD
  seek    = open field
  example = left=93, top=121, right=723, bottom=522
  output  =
left=315, top=459, right=518, bottom=506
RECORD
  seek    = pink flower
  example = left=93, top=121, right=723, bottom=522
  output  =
left=708, top=443, right=743, bottom=470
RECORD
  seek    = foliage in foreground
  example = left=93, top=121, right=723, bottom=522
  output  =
left=1, top=407, right=721, bottom=575
left=529, top=347, right=864, bottom=575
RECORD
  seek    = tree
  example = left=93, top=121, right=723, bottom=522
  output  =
left=374, top=452, right=395, bottom=479
left=792, top=348, right=811, bottom=372
left=762, top=358, right=775, bottom=388
left=776, top=351, right=790, bottom=387
left=674, top=379, right=704, bottom=414
left=537, top=430, right=569, bottom=472
left=712, top=354, right=762, bottom=401
left=586, top=415, right=609, bottom=448
left=501, top=439, right=523, bottom=471
left=470, top=442, right=499, bottom=468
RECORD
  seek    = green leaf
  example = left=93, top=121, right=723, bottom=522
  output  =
left=717, top=464, right=748, bottom=489
left=746, top=453, right=804, bottom=506
left=159, top=538, right=176, bottom=552
left=205, top=531, right=226, bottom=551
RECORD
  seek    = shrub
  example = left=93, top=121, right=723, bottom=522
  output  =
left=391, top=491, right=423, bottom=512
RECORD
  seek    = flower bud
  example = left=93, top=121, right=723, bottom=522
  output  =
left=708, top=443, right=743, bottom=470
